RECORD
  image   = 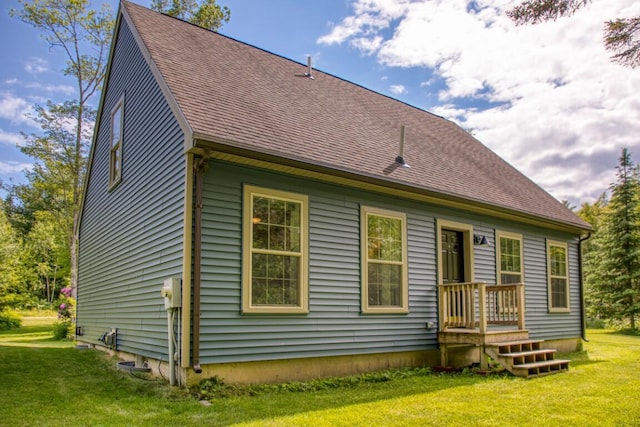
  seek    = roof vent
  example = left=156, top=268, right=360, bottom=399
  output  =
left=395, top=125, right=410, bottom=168
left=305, top=55, right=314, bottom=79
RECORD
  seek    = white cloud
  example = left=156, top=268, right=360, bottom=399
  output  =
left=0, top=160, right=31, bottom=175
left=389, top=84, right=407, bottom=95
left=0, top=93, right=36, bottom=127
left=24, top=57, right=49, bottom=74
left=0, top=128, right=23, bottom=146
left=25, top=82, right=75, bottom=96
left=318, top=0, right=640, bottom=204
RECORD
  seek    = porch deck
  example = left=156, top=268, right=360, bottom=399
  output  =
left=437, top=282, right=569, bottom=377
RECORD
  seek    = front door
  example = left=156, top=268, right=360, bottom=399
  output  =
left=441, top=229, right=466, bottom=326
left=441, top=229, right=465, bottom=284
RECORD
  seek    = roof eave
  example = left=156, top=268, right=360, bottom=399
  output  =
left=191, top=134, right=591, bottom=235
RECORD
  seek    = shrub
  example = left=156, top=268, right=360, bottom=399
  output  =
left=52, top=320, right=72, bottom=340
left=0, top=310, right=22, bottom=331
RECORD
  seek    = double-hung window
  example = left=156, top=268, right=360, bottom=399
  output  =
left=497, top=231, right=523, bottom=285
left=547, top=240, right=570, bottom=312
left=109, top=97, right=124, bottom=188
left=361, top=206, right=408, bottom=313
left=242, top=185, right=308, bottom=314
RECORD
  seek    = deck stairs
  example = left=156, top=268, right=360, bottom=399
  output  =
left=484, top=339, right=570, bottom=378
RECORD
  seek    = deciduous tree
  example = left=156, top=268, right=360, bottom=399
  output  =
left=10, top=0, right=114, bottom=293
left=151, top=0, right=230, bottom=31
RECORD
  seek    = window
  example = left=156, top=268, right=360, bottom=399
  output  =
left=242, top=185, right=308, bottom=314
left=361, top=206, right=408, bottom=313
left=547, top=240, right=570, bottom=312
left=109, top=97, right=124, bottom=188
left=497, top=231, right=523, bottom=285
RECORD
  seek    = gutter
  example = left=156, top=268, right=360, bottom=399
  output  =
left=578, top=232, right=592, bottom=342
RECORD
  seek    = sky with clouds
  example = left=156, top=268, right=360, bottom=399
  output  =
left=1, top=0, right=638, bottom=207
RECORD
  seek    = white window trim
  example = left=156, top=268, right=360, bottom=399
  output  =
left=108, top=96, right=124, bottom=190
left=242, top=185, right=309, bottom=314
left=361, top=206, right=409, bottom=314
left=547, top=239, right=570, bottom=313
left=496, top=231, right=524, bottom=285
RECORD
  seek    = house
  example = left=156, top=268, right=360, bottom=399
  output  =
left=76, top=1, right=591, bottom=386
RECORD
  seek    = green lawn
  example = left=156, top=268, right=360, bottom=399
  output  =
left=1, top=319, right=639, bottom=426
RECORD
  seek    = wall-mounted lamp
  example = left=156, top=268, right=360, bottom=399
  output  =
left=474, top=234, right=489, bottom=246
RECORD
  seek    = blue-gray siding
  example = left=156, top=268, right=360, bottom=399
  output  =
left=199, top=160, right=583, bottom=364
left=77, top=18, right=185, bottom=360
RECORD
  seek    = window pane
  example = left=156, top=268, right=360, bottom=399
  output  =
left=550, top=246, right=566, bottom=276
left=500, top=237, right=521, bottom=273
left=269, top=225, right=285, bottom=251
left=367, top=214, right=402, bottom=261
left=253, top=223, right=269, bottom=249
left=551, top=278, right=568, bottom=308
left=111, top=106, right=121, bottom=148
left=252, top=254, right=299, bottom=306
left=269, top=199, right=285, bottom=226
left=367, top=263, right=401, bottom=306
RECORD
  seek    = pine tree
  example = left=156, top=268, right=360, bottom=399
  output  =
left=589, top=148, right=640, bottom=330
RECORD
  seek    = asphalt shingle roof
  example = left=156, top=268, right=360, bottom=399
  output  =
left=121, top=1, right=590, bottom=231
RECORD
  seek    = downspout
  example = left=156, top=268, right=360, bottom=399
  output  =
left=578, top=232, right=592, bottom=342
left=192, top=151, right=210, bottom=374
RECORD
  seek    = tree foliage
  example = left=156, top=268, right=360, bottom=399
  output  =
left=9, top=0, right=113, bottom=295
left=151, top=0, right=230, bottom=31
left=581, top=149, right=640, bottom=330
left=507, top=0, right=640, bottom=68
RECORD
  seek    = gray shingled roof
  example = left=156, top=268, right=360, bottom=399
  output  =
left=121, top=1, right=590, bottom=231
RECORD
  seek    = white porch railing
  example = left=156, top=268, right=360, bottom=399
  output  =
left=438, top=282, right=525, bottom=333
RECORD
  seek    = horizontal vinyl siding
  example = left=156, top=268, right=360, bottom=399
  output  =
left=77, top=19, right=185, bottom=360
left=199, top=161, right=583, bottom=364
left=199, top=161, right=439, bottom=364
left=522, top=235, right=581, bottom=339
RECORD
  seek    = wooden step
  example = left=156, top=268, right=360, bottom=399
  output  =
left=484, top=339, right=570, bottom=378
left=501, top=349, right=557, bottom=365
left=512, top=359, right=570, bottom=378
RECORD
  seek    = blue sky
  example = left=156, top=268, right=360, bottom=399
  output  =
left=1, top=0, right=639, bottom=206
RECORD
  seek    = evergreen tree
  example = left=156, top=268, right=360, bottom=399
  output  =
left=589, top=149, right=640, bottom=330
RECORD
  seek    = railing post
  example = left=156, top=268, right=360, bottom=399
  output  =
left=478, top=282, right=487, bottom=334
left=517, top=283, right=526, bottom=329
left=438, top=285, right=445, bottom=331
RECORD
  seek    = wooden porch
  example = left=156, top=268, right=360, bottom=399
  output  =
left=438, top=282, right=570, bottom=378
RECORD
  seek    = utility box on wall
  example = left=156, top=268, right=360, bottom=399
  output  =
left=161, top=277, right=181, bottom=309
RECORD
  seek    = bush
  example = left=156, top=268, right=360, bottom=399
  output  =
left=0, top=310, right=22, bottom=331
left=52, top=320, right=72, bottom=340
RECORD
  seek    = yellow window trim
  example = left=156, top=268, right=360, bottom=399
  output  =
left=496, top=230, right=524, bottom=285
left=435, top=219, right=475, bottom=285
left=242, top=185, right=309, bottom=314
left=547, top=239, right=570, bottom=313
left=361, top=206, right=409, bottom=314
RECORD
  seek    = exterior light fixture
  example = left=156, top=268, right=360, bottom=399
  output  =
left=474, top=234, right=489, bottom=246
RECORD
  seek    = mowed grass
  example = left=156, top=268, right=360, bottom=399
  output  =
left=1, top=319, right=639, bottom=427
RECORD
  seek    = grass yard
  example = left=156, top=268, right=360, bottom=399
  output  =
left=1, top=319, right=639, bottom=427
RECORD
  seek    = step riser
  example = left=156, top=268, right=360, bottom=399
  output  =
left=484, top=339, right=570, bottom=378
